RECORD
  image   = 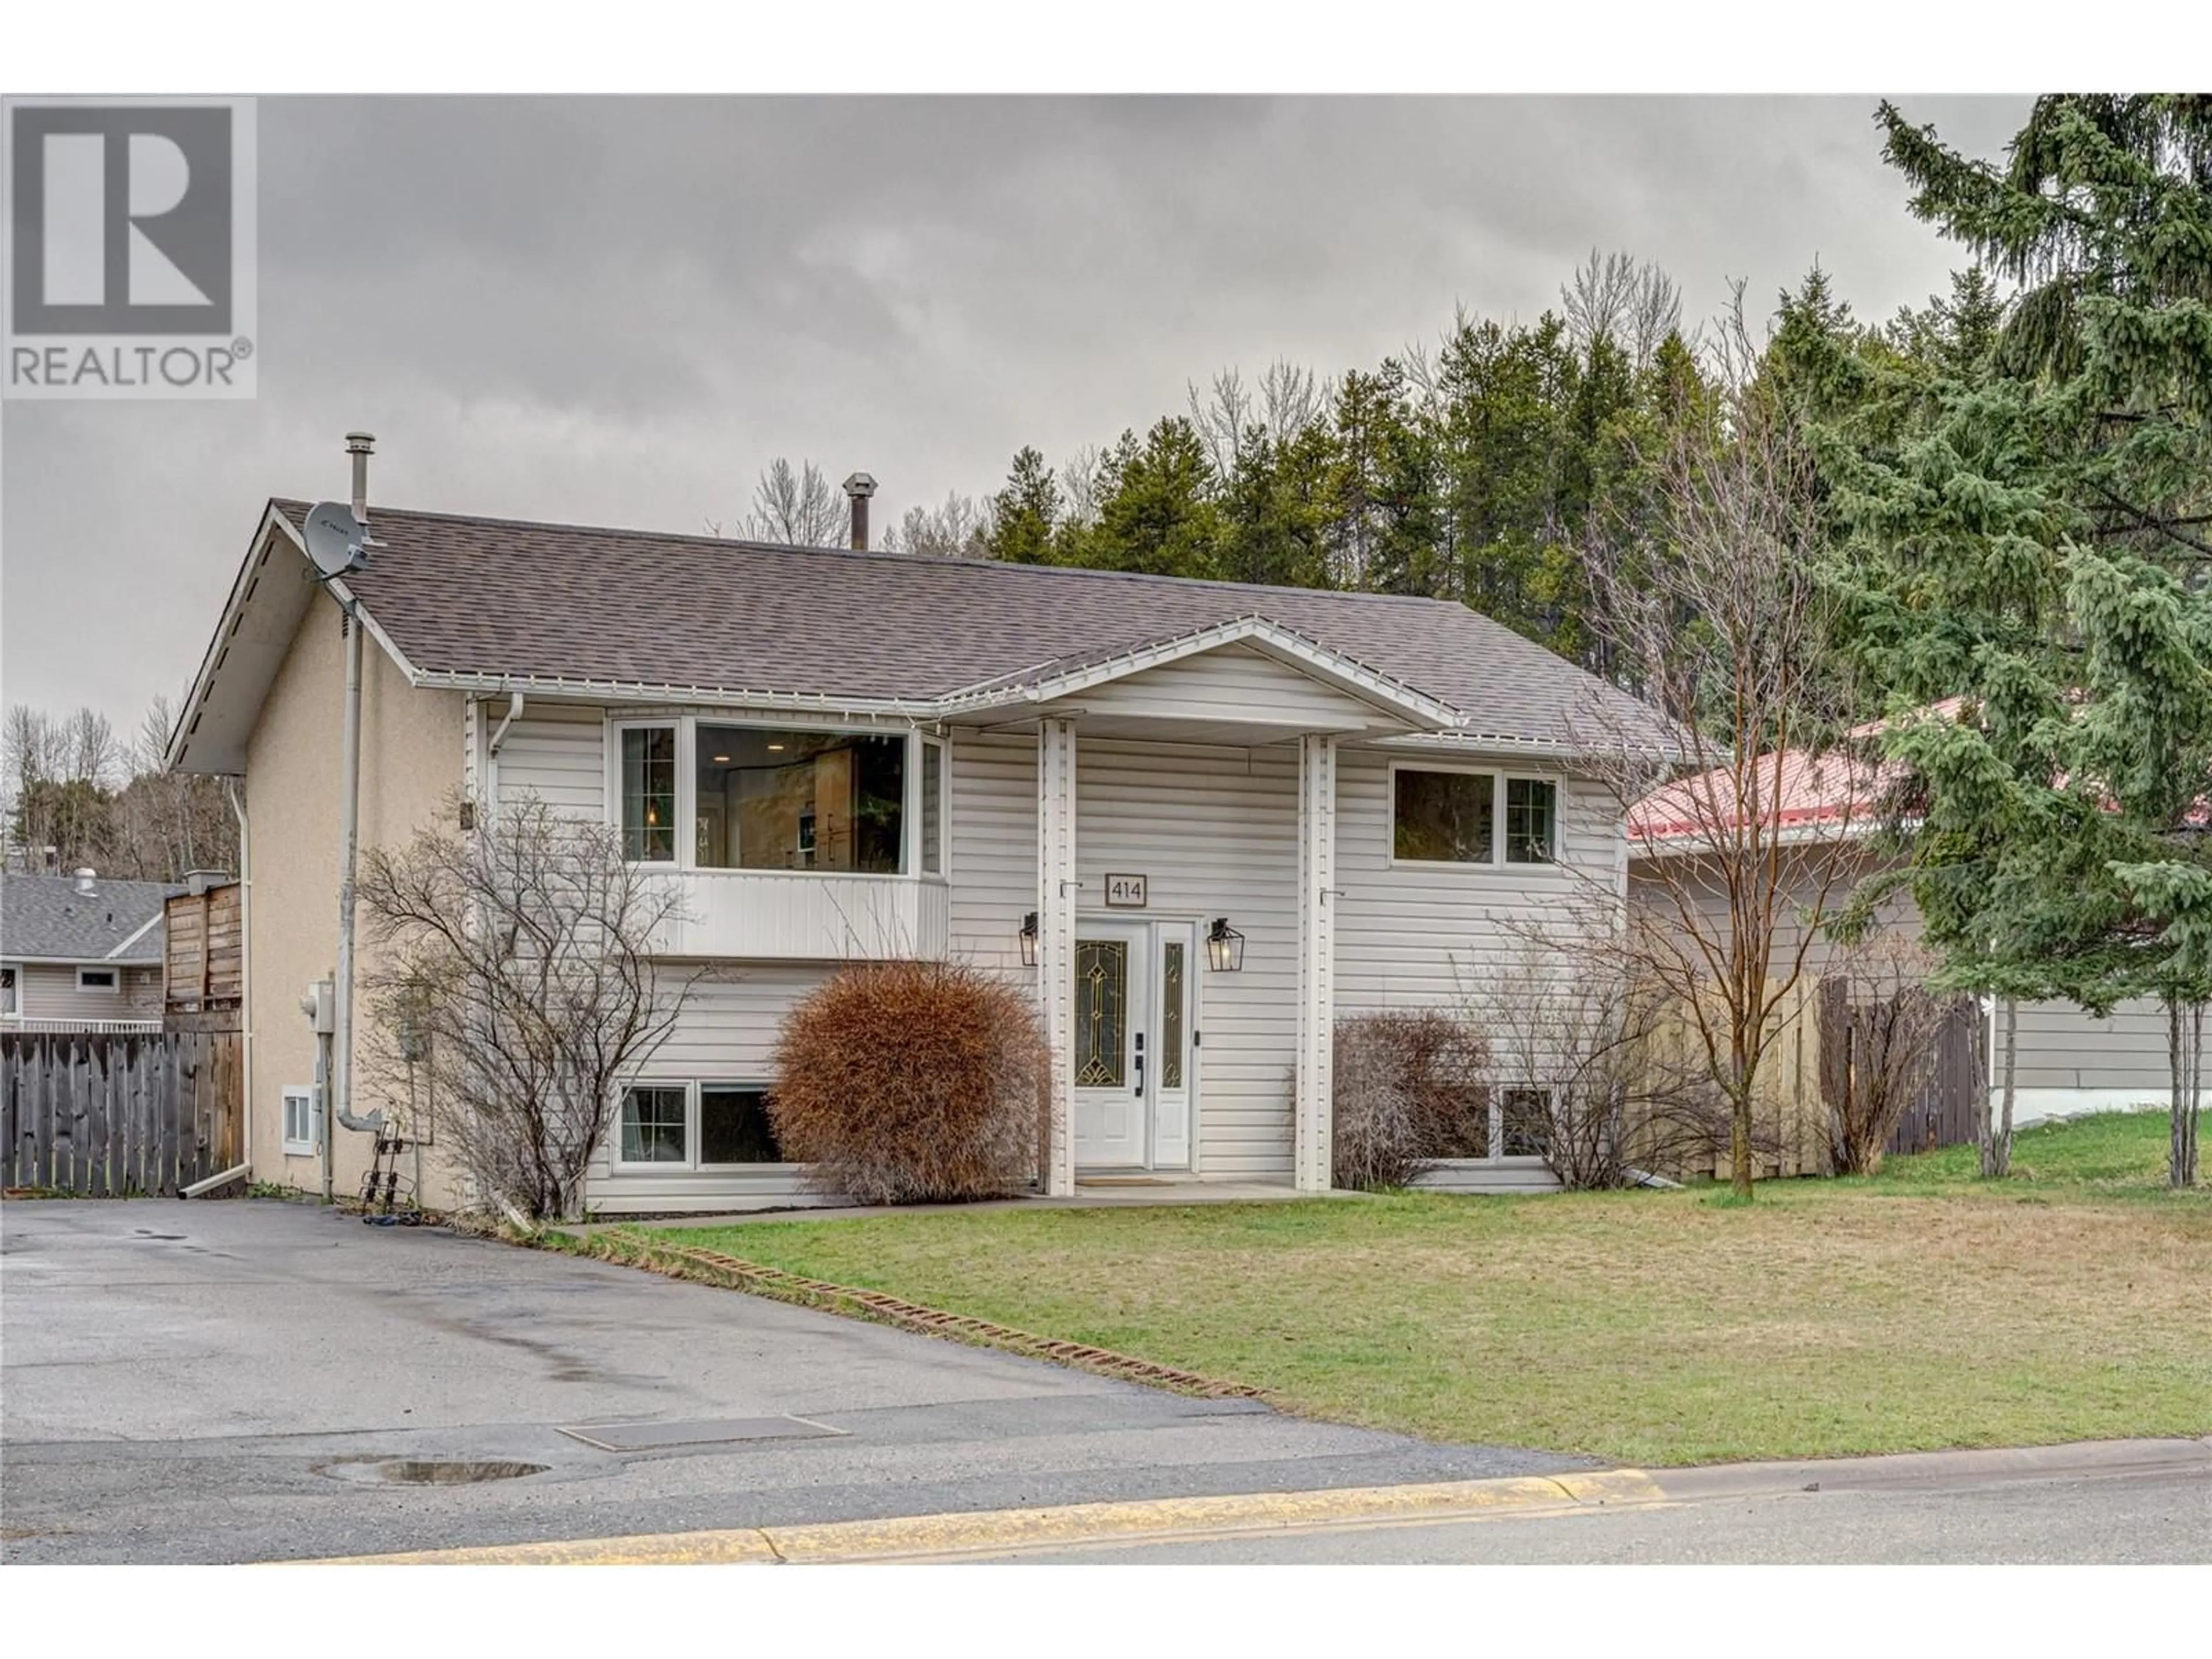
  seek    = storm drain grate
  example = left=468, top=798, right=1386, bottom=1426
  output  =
left=556, top=1415, right=846, bottom=1452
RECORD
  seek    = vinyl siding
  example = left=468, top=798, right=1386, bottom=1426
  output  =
left=1335, top=747, right=1619, bottom=1018
left=1072, top=737, right=1304, bottom=1181
left=490, top=700, right=605, bottom=819
left=1048, top=643, right=1396, bottom=730
left=581, top=965, right=840, bottom=1214
left=5, top=960, right=164, bottom=1024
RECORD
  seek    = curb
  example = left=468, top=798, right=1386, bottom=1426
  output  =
left=298, top=1468, right=1671, bottom=1565
left=564, top=1228, right=1265, bottom=1400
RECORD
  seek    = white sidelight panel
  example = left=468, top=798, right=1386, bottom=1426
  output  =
left=1295, top=733, right=1338, bottom=1192
left=1037, top=718, right=1078, bottom=1196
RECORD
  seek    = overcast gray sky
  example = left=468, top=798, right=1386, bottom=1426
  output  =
left=1, top=94, right=2031, bottom=738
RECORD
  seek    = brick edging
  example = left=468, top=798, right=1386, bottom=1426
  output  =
left=569, top=1228, right=1266, bottom=1400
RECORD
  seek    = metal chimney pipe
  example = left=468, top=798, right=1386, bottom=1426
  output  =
left=345, top=431, right=376, bottom=521
left=842, top=471, right=877, bottom=552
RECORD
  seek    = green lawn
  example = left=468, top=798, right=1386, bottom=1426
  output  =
left=645, top=1112, right=2212, bottom=1466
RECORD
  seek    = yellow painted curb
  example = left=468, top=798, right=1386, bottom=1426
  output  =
left=298, top=1468, right=1667, bottom=1565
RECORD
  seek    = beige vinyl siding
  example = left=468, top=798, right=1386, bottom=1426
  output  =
left=946, top=728, right=1040, bottom=977
left=1049, top=643, right=1395, bottom=730
left=490, top=701, right=605, bottom=819
left=2010, top=999, right=2172, bottom=1097
left=1412, top=1161, right=1562, bottom=1194
left=7, top=961, right=163, bottom=1023
left=1335, top=747, right=1619, bottom=1016
left=1073, top=737, right=1302, bottom=1181
left=581, top=965, right=839, bottom=1214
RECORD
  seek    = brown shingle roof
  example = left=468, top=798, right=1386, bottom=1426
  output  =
left=288, top=501, right=1646, bottom=748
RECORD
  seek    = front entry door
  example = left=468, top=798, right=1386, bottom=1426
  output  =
left=1073, top=921, right=1149, bottom=1168
left=1072, top=919, right=1196, bottom=1171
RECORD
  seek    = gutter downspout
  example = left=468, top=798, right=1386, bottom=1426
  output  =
left=487, top=691, right=525, bottom=759
left=226, top=778, right=252, bottom=1177
left=328, top=599, right=362, bottom=1203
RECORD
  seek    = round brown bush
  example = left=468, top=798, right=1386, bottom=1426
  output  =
left=769, top=960, right=1051, bottom=1205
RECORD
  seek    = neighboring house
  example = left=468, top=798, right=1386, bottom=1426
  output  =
left=0, top=870, right=179, bottom=1032
left=1627, top=718, right=2176, bottom=1130
left=168, top=469, right=1661, bottom=1213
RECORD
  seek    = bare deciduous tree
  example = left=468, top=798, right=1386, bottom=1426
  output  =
left=358, top=794, right=695, bottom=1223
left=740, top=457, right=845, bottom=547
left=1562, top=248, right=1685, bottom=368
left=1816, top=933, right=1956, bottom=1175
left=883, top=491, right=988, bottom=558
left=1575, top=290, right=1870, bottom=1198
left=1058, top=443, right=1106, bottom=532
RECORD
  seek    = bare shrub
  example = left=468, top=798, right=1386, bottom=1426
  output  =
left=1329, top=1010, right=1490, bottom=1191
left=770, top=960, right=1050, bottom=1205
left=1467, top=938, right=1728, bottom=1190
left=358, top=793, right=692, bottom=1224
left=1818, top=934, right=1953, bottom=1176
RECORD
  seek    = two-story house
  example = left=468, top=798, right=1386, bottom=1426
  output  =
left=167, top=448, right=1661, bottom=1214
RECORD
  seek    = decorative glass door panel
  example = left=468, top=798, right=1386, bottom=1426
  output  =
left=1074, top=939, right=1128, bottom=1088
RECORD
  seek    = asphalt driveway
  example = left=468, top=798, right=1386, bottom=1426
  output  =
left=0, top=1199, right=1587, bottom=1564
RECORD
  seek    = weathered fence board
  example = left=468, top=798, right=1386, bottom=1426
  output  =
left=2, top=1031, right=244, bottom=1197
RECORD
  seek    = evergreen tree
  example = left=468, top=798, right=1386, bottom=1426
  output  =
left=1832, top=96, right=2212, bottom=1184
left=985, top=445, right=1062, bottom=565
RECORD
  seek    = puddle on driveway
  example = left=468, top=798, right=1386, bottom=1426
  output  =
left=317, top=1458, right=550, bottom=1487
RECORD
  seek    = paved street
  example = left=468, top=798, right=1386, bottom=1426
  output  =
left=995, top=1461, right=2212, bottom=1565
left=0, top=1199, right=1584, bottom=1565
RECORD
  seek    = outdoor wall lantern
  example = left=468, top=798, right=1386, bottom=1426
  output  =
left=1205, top=916, right=1245, bottom=972
left=1019, top=911, right=1040, bottom=968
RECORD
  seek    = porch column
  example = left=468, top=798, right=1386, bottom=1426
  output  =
left=1037, top=717, right=1078, bottom=1197
left=1294, top=733, right=1338, bottom=1192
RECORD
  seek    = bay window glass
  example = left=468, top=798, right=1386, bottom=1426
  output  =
left=694, top=726, right=906, bottom=873
left=1393, top=768, right=1495, bottom=864
left=921, top=740, right=944, bottom=876
left=700, top=1085, right=783, bottom=1165
left=621, top=727, right=676, bottom=862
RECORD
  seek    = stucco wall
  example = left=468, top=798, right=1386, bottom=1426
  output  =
left=244, top=588, right=463, bottom=1202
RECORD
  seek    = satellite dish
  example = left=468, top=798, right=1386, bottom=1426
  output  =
left=301, top=501, right=373, bottom=579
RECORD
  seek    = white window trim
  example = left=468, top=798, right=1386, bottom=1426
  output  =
left=606, top=714, right=942, bottom=883
left=281, top=1085, right=321, bottom=1156
left=1385, top=760, right=1564, bottom=871
left=1500, top=774, right=1564, bottom=866
left=613, top=1078, right=786, bottom=1172
left=612, top=1081, right=694, bottom=1171
left=76, top=965, right=122, bottom=994
left=918, top=734, right=950, bottom=881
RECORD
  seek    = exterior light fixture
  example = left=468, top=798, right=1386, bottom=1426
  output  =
left=1205, top=916, right=1245, bottom=972
left=712, top=752, right=731, bottom=763
left=1019, top=911, right=1040, bottom=968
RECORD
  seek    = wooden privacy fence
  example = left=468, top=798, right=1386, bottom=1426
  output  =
left=2, top=1030, right=243, bottom=1196
left=1882, top=998, right=1987, bottom=1157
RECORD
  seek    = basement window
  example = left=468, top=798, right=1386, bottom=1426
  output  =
left=618, top=1085, right=688, bottom=1164
left=617, top=1081, right=784, bottom=1168
left=282, top=1085, right=321, bottom=1156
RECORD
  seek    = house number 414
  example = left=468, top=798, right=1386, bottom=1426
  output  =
left=1104, top=873, right=1148, bottom=908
